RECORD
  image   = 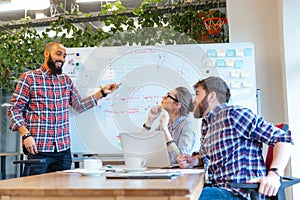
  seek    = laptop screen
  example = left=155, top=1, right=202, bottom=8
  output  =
left=119, top=131, right=170, bottom=168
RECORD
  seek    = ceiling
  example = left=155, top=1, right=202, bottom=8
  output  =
left=0, top=0, right=147, bottom=22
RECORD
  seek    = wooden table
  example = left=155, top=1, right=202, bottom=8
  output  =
left=0, top=170, right=204, bottom=200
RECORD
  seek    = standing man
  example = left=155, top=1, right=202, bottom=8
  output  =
left=177, top=76, right=293, bottom=200
left=8, top=42, right=118, bottom=175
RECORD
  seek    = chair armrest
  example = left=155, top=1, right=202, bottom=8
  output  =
left=229, top=176, right=300, bottom=189
left=82, top=154, right=100, bottom=157
left=229, top=176, right=300, bottom=200
left=13, top=159, right=46, bottom=164
left=281, top=176, right=300, bottom=189
left=229, top=182, right=259, bottom=189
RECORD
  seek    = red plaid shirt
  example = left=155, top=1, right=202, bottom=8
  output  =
left=8, top=65, right=97, bottom=152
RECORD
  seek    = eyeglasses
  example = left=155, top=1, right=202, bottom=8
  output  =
left=166, top=93, right=179, bottom=102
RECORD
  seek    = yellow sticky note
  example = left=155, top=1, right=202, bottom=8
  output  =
left=226, top=59, right=235, bottom=67
left=241, top=70, right=250, bottom=78
left=230, top=81, right=240, bottom=89
left=242, top=80, right=251, bottom=88
left=216, top=49, right=226, bottom=57
left=206, top=59, right=215, bottom=67
left=236, top=49, right=244, bottom=57
left=230, top=70, right=240, bottom=78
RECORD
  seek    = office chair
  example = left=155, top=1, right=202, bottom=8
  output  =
left=13, top=159, right=46, bottom=177
left=229, top=124, right=300, bottom=200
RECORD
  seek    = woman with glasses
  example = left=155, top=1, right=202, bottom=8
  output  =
left=142, top=86, right=200, bottom=164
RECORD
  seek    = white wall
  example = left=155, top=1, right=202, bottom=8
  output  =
left=283, top=0, right=300, bottom=199
left=227, top=0, right=300, bottom=199
left=227, top=0, right=286, bottom=123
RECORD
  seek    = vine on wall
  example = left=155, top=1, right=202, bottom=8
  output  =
left=0, top=0, right=227, bottom=91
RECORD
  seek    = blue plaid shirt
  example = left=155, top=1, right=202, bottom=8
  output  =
left=199, top=103, right=293, bottom=199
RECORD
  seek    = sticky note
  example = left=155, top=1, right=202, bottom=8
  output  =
left=207, top=49, right=217, bottom=57
left=216, top=49, right=226, bottom=57
left=226, top=49, right=236, bottom=57
left=230, top=70, right=240, bottom=78
left=216, top=59, right=226, bottom=67
left=244, top=48, right=253, bottom=56
left=206, top=58, right=215, bottom=67
left=242, top=80, right=251, bottom=88
left=230, top=81, right=240, bottom=89
left=225, top=59, right=235, bottom=67
left=236, top=49, right=244, bottom=57
left=241, top=70, right=250, bottom=78
left=234, top=60, right=244, bottom=68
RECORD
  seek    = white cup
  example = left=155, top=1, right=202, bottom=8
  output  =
left=84, top=159, right=103, bottom=171
left=125, top=157, right=146, bottom=168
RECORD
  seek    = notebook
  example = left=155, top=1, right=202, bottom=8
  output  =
left=119, top=131, right=171, bottom=168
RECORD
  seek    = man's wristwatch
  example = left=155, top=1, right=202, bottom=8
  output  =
left=101, top=89, right=107, bottom=97
left=269, top=167, right=283, bottom=178
left=22, top=133, right=32, bottom=140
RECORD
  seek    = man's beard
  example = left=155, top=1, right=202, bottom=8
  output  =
left=47, top=55, right=63, bottom=75
left=193, top=96, right=209, bottom=119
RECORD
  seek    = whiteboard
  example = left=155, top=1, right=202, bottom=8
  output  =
left=64, top=43, right=257, bottom=155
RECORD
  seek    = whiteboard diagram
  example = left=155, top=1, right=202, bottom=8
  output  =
left=64, top=43, right=256, bottom=155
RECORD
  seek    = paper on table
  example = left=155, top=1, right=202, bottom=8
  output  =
left=148, top=168, right=205, bottom=174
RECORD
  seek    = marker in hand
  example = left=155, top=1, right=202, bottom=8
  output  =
left=100, top=83, right=121, bottom=92
left=112, top=83, right=121, bottom=90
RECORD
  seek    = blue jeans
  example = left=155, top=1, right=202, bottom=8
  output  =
left=199, top=187, right=246, bottom=200
left=27, top=148, right=72, bottom=175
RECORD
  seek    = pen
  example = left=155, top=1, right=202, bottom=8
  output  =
left=105, top=165, right=116, bottom=172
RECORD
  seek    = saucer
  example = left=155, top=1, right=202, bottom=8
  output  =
left=122, top=167, right=147, bottom=172
left=75, top=169, right=106, bottom=176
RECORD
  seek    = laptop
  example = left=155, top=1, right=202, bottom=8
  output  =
left=119, top=131, right=171, bottom=168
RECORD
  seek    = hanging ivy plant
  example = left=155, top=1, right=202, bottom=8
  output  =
left=0, top=0, right=227, bottom=92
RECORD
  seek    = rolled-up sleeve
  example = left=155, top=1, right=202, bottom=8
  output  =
left=7, top=73, right=30, bottom=131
